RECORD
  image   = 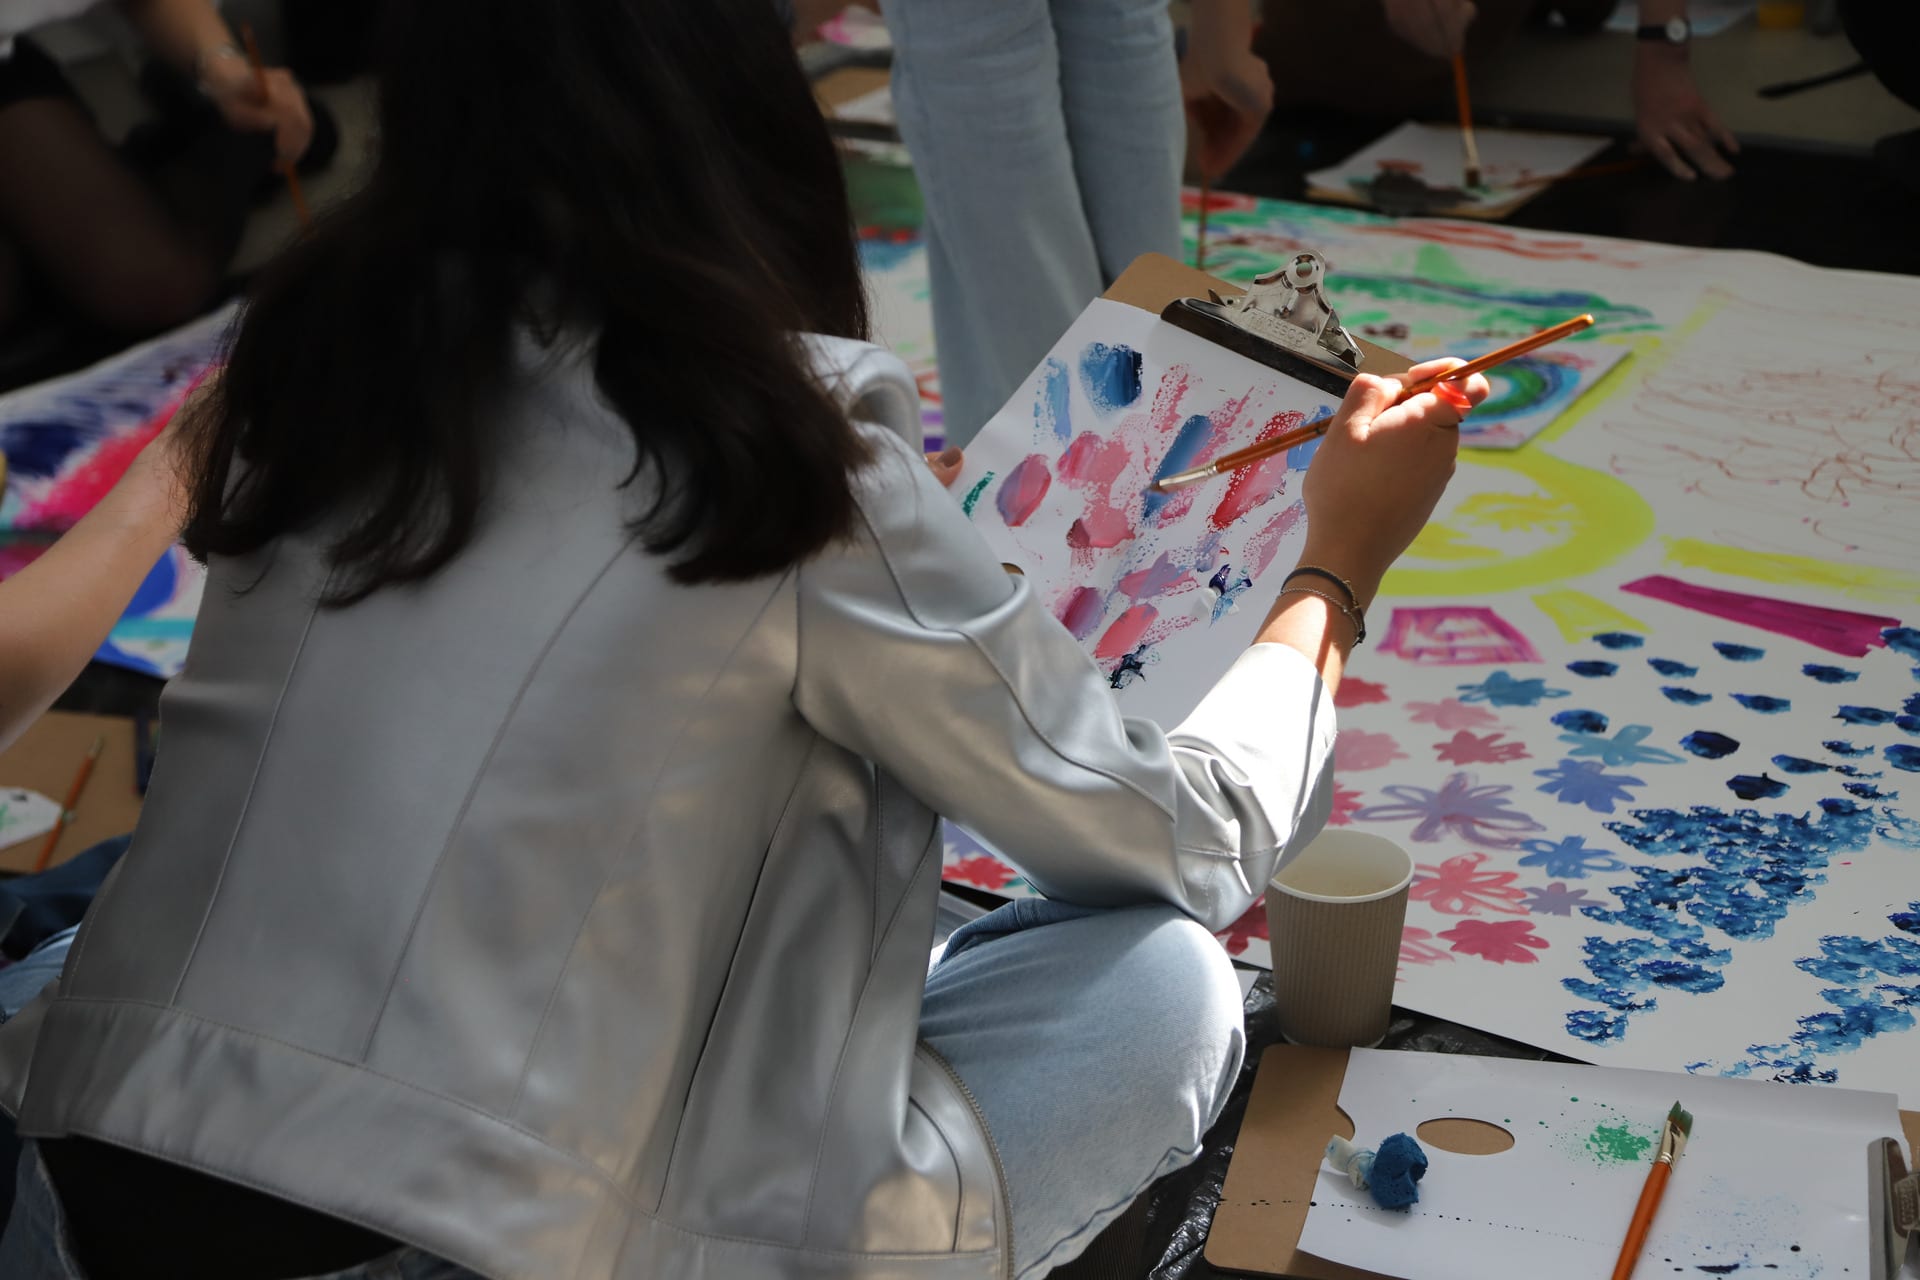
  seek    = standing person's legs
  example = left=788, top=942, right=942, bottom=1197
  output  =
left=1049, top=0, right=1184, bottom=281
left=921, top=898, right=1245, bottom=1278
left=884, top=0, right=1105, bottom=445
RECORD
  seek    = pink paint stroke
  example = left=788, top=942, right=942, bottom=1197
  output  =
left=1335, top=729, right=1407, bottom=772
left=1056, top=586, right=1107, bottom=640
left=17, top=369, right=210, bottom=531
left=1239, top=500, right=1306, bottom=581
left=1377, top=606, right=1541, bottom=666
left=1117, top=552, right=1187, bottom=600
left=994, top=454, right=1052, bottom=527
left=1209, top=409, right=1305, bottom=531
left=1094, top=604, right=1158, bottom=663
left=1621, top=574, right=1900, bottom=658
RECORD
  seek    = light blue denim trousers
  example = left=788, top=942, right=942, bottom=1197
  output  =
left=0, top=900, right=1244, bottom=1279
left=883, top=0, right=1186, bottom=444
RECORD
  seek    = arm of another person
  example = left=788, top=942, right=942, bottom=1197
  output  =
left=1182, top=0, right=1275, bottom=180
left=116, top=0, right=313, bottom=166
left=799, top=363, right=1482, bottom=931
left=0, top=420, right=188, bottom=752
left=1631, top=0, right=1737, bottom=179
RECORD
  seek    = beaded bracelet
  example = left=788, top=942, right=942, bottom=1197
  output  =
left=1285, top=564, right=1361, bottom=610
left=1278, top=585, right=1367, bottom=647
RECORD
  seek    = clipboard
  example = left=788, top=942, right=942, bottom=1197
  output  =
left=1206, top=1045, right=1920, bottom=1280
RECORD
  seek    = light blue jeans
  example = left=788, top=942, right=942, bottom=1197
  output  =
left=884, top=0, right=1185, bottom=445
left=0, top=900, right=1243, bottom=1279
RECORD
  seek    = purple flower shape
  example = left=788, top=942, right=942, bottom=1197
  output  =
left=1515, top=834, right=1628, bottom=879
left=1355, top=772, right=1547, bottom=848
left=1534, top=758, right=1648, bottom=814
left=1521, top=881, right=1596, bottom=917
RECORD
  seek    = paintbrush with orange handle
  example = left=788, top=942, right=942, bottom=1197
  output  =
left=240, top=24, right=312, bottom=229
left=32, top=735, right=104, bottom=873
left=1609, top=1102, right=1693, bottom=1280
left=1452, top=53, right=1482, bottom=188
left=1149, top=312, right=1594, bottom=493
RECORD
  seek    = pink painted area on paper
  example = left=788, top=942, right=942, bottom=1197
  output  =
left=1144, top=365, right=1193, bottom=435
left=16, top=374, right=204, bottom=530
left=1404, top=699, right=1502, bottom=730
left=1620, top=574, right=1900, bottom=658
left=1239, top=500, right=1306, bottom=581
left=1334, top=677, right=1390, bottom=708
left=1117, top=552, right=1187, bottom=600
left=1209, top=410, right=1304, bottom=531
left=1056, top=586, right=1108, bottom=639
left=1335, top=729, right=1408, bottom=772
left=1066, top=509, right=1134, bottom=550
left=1094, top=604, right=1159, bottom=663
left=1376, top=605, right=1541, bottom=665
left=1058, top=430, right=1139, bottom=552
left=994, top=454, right=1052, bottom=527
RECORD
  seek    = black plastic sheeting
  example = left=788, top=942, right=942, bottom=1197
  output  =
left=1135, top=972, right=1581, bottom=1280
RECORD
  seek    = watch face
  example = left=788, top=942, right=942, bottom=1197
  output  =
left=1665, top=16, right=1688, bottom=42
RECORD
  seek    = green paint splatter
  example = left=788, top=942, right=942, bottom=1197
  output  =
left=1585, top=1122, right=1654, bottom=1164
left=961, top=472, right=995, bottom=517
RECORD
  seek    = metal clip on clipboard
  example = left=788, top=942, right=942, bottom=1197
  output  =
left=1871, top=1136, right=1920, bottom=1280
left=1159, top=252, right=1363, bottom=400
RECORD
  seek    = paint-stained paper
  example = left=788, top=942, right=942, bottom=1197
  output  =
left=1298, top=1049, right=1896, bottom=1280
left=1307, top=122, right=1610, bottom=220
left=0, top=788, right=60, bottom=853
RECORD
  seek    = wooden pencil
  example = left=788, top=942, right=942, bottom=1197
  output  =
left=1451, top=54, right=1482, bottom=188
left=33, top=735, right=104, bottom=873
left=1148, top=313, right=1595, bottom=492
left=240, top=24, right=313, bottom=229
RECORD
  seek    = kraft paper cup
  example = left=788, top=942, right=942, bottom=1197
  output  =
left=1265, top=830, right=1414, bottom=1048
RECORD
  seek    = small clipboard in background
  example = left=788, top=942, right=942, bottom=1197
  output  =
left=1206, top=1045, right=1920, bottom=1280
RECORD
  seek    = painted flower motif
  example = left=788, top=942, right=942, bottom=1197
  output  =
left=1336, top=729, right=1408, bottom=772
left=1327, top=784, right=1364, bottom=827
left=1409, top=852, right=1530, bottom=916
left=1355, top=772, right=1547, bottom=848
left=1334, top=677, right=1391, bottom=708
left=1438, top=918, right=1552, bottom=964
left=1515, top=834, right=1628, bottom=879
left=1534, top=758, right=1648, bottom=814
left=1435, top=729, right=1530, bottom=765
left=1217, top=899, right=1269, bottom=957
left=945, top=855, right=1019, bottom=892
left=1558, top=723, right=1684, bottom=767
left=1399, top=926, right=1455, bottom=972
left=1455, top=671, right=1571, bottom=708
left=1520, top=881, right=1595, bottom=917
left=1404, top=699, right=1502, bottom=731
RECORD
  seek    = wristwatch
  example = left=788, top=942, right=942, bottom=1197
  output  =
left=1635, top=17, right=1691, bottom=44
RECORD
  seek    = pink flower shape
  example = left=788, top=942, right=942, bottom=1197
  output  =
left=946, top=855, right=1018, bottom=892
left=1434, top=729, right=1531, bottom=765
left=1217, top=898, right=1269, bottom=957
left=1335, top=677, right=1391, bottom=708
left=1438, top=918, right=1551, bottom=964
left=1410, top=851, right=1530, bottom=916
left=1336, top=729, right=1408, bottom=772
left=1404, top=699, right=1502, bottom=731
left=1327, top=784, right=1364, bottom=827
left=1399, top=926, right=1455, bottom=971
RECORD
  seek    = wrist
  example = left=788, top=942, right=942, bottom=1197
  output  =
left=1293, top=545, right=1384, bottom=610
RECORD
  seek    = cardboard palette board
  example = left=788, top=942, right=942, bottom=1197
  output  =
left=0, top=712, right=143, bottom=874
left=1307, top=123, right=1611, bottom=220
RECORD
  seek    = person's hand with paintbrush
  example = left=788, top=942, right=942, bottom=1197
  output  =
left=1182, top=0, right=1276, bottom=180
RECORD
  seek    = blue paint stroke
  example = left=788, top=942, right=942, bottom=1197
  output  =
left=1727, top=774, right=1788, bottom=801
left=1887, top=745, right=1920, bottom=772
left=1592, top=632, right=1645, bottom=650
left=1567, top=660, right=1617, bottom=678
left=1142, top=414, right=1215, bottom=520
left=1648, top=658, right=1698, bottom=678
left=1661, top=687, right=1712, bottom=706
left=1535, top=759, right=1647, bottom=813
left=1680, top=731, right=1739, bottom=760
left=1770, top=755, right=1829, bottom=775
left=1286, top=409, right=1333, bottom=468
left=1824, top=740, right=1871, bottom=757
left=1897, top=716, right=1920, bottom=735
left=1078, top=343, right=1143, bottom=415
left=1551, top=709, right=1608, bottom=734
left=1035, top=358, right=1072, bottom=445
left=1207, top=562, right=1252, bottom=624
left=1836, top=705, right=1894, bottom=725
left=1456, top=671, right=1569, bottom=707
left=1844, top=782, right=1894, bottom=800
left=1109, top=647, right=1149, bottom=690
left=1713, top=642, right=1765, bottom=662
left=1802, top=663, right=1859, bottom=684
left=1516, top=835, right=1627, bottom=879
left=1907, top=694, right=1920, bottom=716
left=1561, top=724, right=1683, bottom=767
left=1733, top=694, right=1791, bottom=714
left=1883, top=627, right=1920, bottom=659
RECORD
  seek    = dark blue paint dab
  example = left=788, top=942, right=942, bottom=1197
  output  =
left=1592, top=632, right=1645, bottom=650
left=1662, top=687, right=1712, bottom=706
left=1733, top=694, right=1791, bottom=714
left=1078, top=342, right=1143, bottom=414
left=1897, top=716, right=1920, bottom=735
left=1843, top=782, right=1893, bottom=800
left=1770, top=755, right=1829, bottom=775
left=1824, top=740, right=1871, bottom=757
left=1883, top=627, right=1920, bottom=659
left=1552, top=709, right=1609, bottom=734
left=1648, top=658, right=1698, bottom=678
left=1713, top=642, right=1765, bottom=662
left=1568, top=660, right=1617, bottom=678
left=1906, top=694, right=1920, bottom=716
left=1801, top=663, right=1858, bottom=684
left=1836, top=705, right=1894, bottom=725
left=1893, top=904, right=1920, bottom=934
left=1727, top=774, right=1788, bottom=801
left=1887, top=745, right=1920, bottom=772
left=1680, top=731, right=1739, bottom=760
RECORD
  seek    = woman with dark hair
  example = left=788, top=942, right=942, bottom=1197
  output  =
left=0, top=2, right=1484, bottom=1278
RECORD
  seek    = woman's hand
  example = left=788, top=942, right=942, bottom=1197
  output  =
left=1633, top=49, right=1737, bottom=180
left=925, top=446, right=963, bottom=488
left=1182, top=1, right=1274, bottom=180
left=1297, top=358, right=1489, bottom=607
left=199, top=50, right=314, bottom=169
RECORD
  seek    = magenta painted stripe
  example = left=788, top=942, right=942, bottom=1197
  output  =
left=1620, top=575, right=1900, bottom=658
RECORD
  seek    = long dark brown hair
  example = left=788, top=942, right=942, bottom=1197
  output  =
left=184, top=0, right=872, bottom=603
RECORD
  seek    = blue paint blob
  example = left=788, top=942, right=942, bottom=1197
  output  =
left=1142, top=415, right=1215, bottom=520
left=1802, top=663, right=1859, bottom=684
left=1824, top=740, right=1872, bottom=757
left=1567, top=660, right=1618, bottom=678
left=1680, top=731, right=1740, bottom=760
left=1727, top=774, right=1788, bottom=801
left=1078, top=342, right=1143, bottom=414
left=1456, top=671, right=1570, bottom=708
left=1906, top=694, right=1920, bottom=717
left=1649, top=658, right=1698, bottom=678
left=1836, top=705, right=1894, bottom=725
left=1897, top=716, right=1920, bottom=735
left=1713, top=642, right=1765, bottom=662
left=1566, top=1009, right=1629, bottom=1042
left=1593, top=632, right=1645, bottom=650
left=1770, top=755, right=1829, bottom=775
left=1844, top=782, right=1893, bottom=800
left=1552, top=709, right=1609, bottom=734
left=1036, top=358, right=1072, bottom=444
left=1883, top=627, right=1920, bottom=660
left=1733, top=694, right=1791, bottom=714
left=1366, top=1134, right=1429, bottom=1210
left=1893, top=905, right=1920, bottom=934
left=1887, top=745, right=1920, bottom=773
left=1661, top=687, right=1712, bottom=706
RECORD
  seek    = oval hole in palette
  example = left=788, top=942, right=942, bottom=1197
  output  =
left=1415, top=1117, right=1515, bottom=1156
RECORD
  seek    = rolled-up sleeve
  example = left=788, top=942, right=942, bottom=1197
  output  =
left=795, top=429, right=1336, bottom=932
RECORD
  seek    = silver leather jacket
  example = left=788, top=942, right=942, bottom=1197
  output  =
left=0, top=335, right=1335, bottom=1279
